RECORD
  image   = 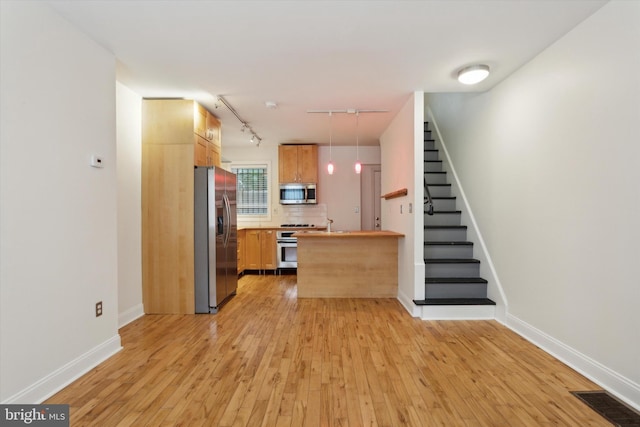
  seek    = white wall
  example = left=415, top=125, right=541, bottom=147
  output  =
left=426, top=1, right=639, bottom=408
left=116, top=82, right=143, bottom=327
left=0, top=2, right=121, bottom=403
left=317, top=146, right=381, bottom=231
left=380, top=93, right=424, bottom=312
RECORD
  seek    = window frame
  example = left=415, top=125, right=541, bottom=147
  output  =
left=230, top=160, right=272, bottom=222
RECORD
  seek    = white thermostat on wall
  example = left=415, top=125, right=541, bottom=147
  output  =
left=90, top=155, right=104, bottom=168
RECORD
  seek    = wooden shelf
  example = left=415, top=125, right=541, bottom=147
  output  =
left=381, top=188, right=408, bottom=200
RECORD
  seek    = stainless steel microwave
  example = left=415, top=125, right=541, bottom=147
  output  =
left=279, top=183, right=317, bottom=205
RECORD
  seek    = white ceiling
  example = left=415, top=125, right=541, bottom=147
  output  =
left=47, top=0, right=606, bottom=148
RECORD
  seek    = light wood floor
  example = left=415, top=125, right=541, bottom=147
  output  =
left=47, top=274, right=608, bottom=426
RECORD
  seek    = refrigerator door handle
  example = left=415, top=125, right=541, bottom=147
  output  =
left=223, top=193, right=231, bottom=248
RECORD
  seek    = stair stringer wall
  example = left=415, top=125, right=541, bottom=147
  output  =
left=425, top=105, right=507, bottom=322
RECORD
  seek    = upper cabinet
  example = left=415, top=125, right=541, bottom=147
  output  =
left=194, top=103, right=208, bottom=139
left=206, top=112, right=221, bottom=146
left=278, top=144, right=318, bottom=183
left=143, top=99, right=221, bottom=167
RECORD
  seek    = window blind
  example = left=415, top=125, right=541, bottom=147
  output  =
left=232, top=166, right=268, bottom=215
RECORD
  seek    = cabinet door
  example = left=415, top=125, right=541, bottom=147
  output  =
left=206, top=112, right=221, bottom=145
left=194, top=103, right=207, bottom=139
left=245, top=230, right=261, bottom=270
left=278, top=145, right=299, bottom=183
left=261, top=230, right=277, bottom=269
left=298, top=145, right=318, bottom=183
left=208, top=142, right=221, bottom=167
left=194, top=135, right=208, bottom=166
left=237, top=230, right=245, bottom=274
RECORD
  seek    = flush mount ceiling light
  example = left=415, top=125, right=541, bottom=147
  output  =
left=457, top=64, right=490, bottom=85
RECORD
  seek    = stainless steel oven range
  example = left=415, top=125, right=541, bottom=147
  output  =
left=276, top=230, right=298, bottom=269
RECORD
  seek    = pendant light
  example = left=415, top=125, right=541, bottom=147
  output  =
left=354, top=112, right=362, bottom=174
left=327, top=112, right=334, bottom=175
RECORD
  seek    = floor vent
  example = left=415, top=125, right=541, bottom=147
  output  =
left=572, top=391, right=640, bottom=426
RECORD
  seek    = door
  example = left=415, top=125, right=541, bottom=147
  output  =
left=225, top=171, right=238, bottom=296
left=212, top=168, right=226, bottom=308
left=360, top=164, right=382, bottom=230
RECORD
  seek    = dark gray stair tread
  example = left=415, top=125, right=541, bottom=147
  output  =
left=424, top=149, right=438, bottom=152
left=413, top=298, right=496, bottom=306
left=425, top=241, right=472, bottom=246
left=428, top=210, right=461, bottom=214
left=425, top=277, right=488, bottom=284
left=425, top=171, right=446, bottom=174
left=425, top=225, right=467, bottom=229
left=426, top=183, right=451, bottom=187
left=425, top=258, right=480, bottom=264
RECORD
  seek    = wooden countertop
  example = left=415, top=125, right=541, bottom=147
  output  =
left=238, top=226, right=325, bottom=231
left=293, top=230, right=404, bottom=238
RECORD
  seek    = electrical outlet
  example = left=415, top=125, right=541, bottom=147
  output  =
left=95, top=301, right=103, bottom=317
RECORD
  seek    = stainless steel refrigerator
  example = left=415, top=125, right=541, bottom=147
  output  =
left=194, top=166, right=238, bottom=313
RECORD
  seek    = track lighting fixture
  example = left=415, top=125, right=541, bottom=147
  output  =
left=216, top=95, right=263, bottom=147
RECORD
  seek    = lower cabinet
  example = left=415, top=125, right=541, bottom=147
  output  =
left=237, top=229, right=245, bottom=274
left=245, top=229, right=277, bottom=271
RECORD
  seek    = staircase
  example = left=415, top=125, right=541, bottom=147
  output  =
left=414, top=122, right=496, bottom=319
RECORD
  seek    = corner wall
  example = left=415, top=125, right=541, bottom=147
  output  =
left=116, top=82, right=144, bottom=327
left=426, top=1, right=639, bottom=409
left=380, top=93, right=424, bottom=313
left=1, top=2, right=121, bottom=403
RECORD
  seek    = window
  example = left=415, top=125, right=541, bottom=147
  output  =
left=231, top=162, right=270, bottom=219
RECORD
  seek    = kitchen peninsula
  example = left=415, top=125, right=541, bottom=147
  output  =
left=293, top=230, right=404, bottom=298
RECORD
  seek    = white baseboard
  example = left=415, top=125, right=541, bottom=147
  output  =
left=1, top=334, right=122, bottom=404
left=397, top=289, right=421, bottom=317
left=118, top=303, right=144, bottom=328
left=504, top=313, right=640, bottom=412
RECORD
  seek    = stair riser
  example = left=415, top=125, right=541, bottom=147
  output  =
left=427, top=185, right=451, bottom=197
left=424, top=150, right=439, bottom=161
left=424, top=140, right=435, bottom=150
left=424, top=130, right=432, bottom=139
left=426, top=283, right=488, bottom=299
left=424, top=212, right=461, bottom=226
left=425, top=228, right=467, bottom=241
left=424, top=161, right=442, bottom=172
left=432, top=198, right=456, bottom=210
left=424, top=245, right=473, bottom=259
left=425, top=263, right=480, bottom=278
left=425, top=172, right=447, bottom=184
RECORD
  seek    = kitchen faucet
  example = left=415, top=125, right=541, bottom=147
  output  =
left=327, top=218, right=334, bottom=233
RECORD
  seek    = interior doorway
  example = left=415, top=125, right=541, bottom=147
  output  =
left=360, top=164, right=381, bottom=230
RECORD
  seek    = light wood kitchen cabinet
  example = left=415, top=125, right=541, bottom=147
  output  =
left=141, top=98, right=222, bottom=314
left=194, top=103, right=207, bottom=139
left=237, top=229, right=246, bottom=274
left=206, top=112, right=221, bottom=145
left=278, top=144, right=318, bottom=183
left=195, top=134, right=221, bottom=167
left=245, top=229, right=277, bottom=271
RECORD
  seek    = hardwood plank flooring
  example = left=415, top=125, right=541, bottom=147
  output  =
left=46, top=274, right=609, bottom=426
